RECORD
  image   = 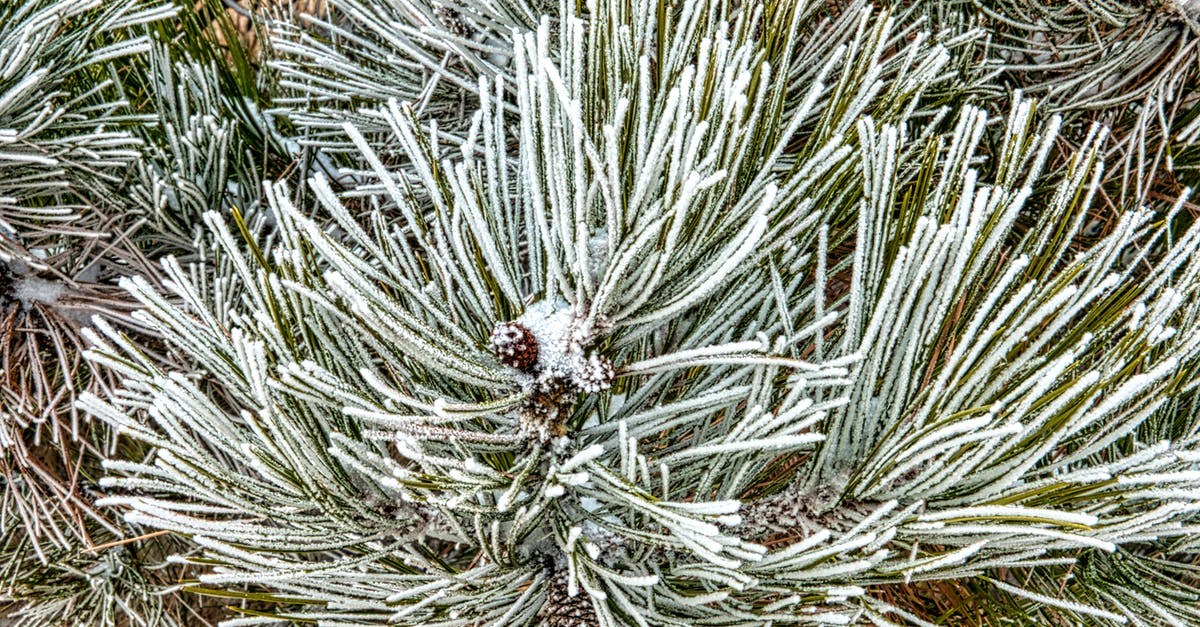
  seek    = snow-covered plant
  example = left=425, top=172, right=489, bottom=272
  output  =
left=896, top=0, right=1200, bottom=207
left=0, top=524, right=200, bottom=627
left=1, top=2, right=272, bottom=624
left=0, top=0, right=170, bottom=221
left=0, top=0, right=174, bottom=559
left=76, top=1, right=1200, bottom=625
left=0, top=0, right=1195, bottom=624
left=124, top=42, right=270, bottom=255
left=268, top=0, right=538, bottom=142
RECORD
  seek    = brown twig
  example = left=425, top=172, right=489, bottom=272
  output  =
left=81, top=529, right=172, bottom=553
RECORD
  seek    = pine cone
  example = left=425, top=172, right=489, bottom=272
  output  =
left=539, top=572, right=599, bottom=627
left=490, top=321, right=539, bottom=370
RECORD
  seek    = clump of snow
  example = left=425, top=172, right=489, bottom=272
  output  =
left=515, top=300, right=615, bottom=392
left=508, top=300, right=617, bottom=441
left=516, top=300, right=578, bottom=377
left=14, top=276, right=64, bottom=308
left=1, top=257, right=66, bottom=310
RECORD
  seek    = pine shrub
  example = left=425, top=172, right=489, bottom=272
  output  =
left=3, top=1, right=1200, bottom=625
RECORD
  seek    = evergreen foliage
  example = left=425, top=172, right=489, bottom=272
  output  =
left=3, top=0, right=1200, bottom=625
left=1, top=0, right=168, bottom=598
